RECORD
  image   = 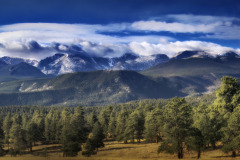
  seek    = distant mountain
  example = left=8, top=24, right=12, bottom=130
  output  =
left=110, top=53, right=169, bottom=71
left=141, top=51, right=240, bottom=95
left=0, top=61, right=8, bottom=68
left=142, top=51, right=240, bottom=77
left=10, top=62, right=45, bottom=77
left=38, top=53, right=110, bottom=75
left=0, top=62, right=45, bottom=82
left=142, top=57, right=238, bottom=77
left=0, top=52, right=169, bottom=77
left=0, top=70, right=184, bottom=106
left=0, top=50, right=240, bottom=106
left=220, top=51, right=239, bottom=58
left=173, top=50, right=212, bottom=59
left=37, top=53, right=169, bottom=75
left=0, top=56, right=38, bottom=66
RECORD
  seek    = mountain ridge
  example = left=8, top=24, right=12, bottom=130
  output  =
left=0, top=70, right=185, bottom=106
left=0, top=50, right=239, bottom=106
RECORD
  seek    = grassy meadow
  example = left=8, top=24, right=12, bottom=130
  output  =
left=1, top=141, right=239, bottom=160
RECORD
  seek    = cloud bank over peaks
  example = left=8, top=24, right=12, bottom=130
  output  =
left=0, top=39, right=238, bottom=61
left=0, top=14, right=240, bottom=60
left=129, top=41, right=238, bottom=57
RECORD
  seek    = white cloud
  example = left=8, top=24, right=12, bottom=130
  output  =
left=79, top=41, right=130, bottom=57
left=144, top=14, right=240, bottom=39
left=0, top=14, right=240, bottom=60
left=129, top=41, right=236, bottom=57
left=165, top=14, right=239, bottom=24
left=131, top=20, right=221, bottom=33
left=0, top=22, right=175, bottom=59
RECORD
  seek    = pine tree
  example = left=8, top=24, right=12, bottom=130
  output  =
left=82, top=121, right=105, bottom=156
left=25, top=120, right=38, bottom=152
left=45, top=109, right=60, bottom=144
left=98, top=106, right=112, bottom=138
left=108, top=111, right=116, bottom=139
left=32, top=110, right=45, bottom=143
left=214, top=76, right=240, bottom=156
left=222, top=106, right=240, bottom=157
left=214, top=76, right=240, bottom=116
left=193, top=104, right=223, bottom=150
left=60, top=108, right=82, bottom=157
left=71, top=106, right=87, bottom=143
left=158, top=97, right=193, bottom=159
left=9, top=115, right=26, bottom=155
left=87, top=112, right=98, bottom=130
left=115, top=107, right=129, bottom=143
left=82, top=138, right=96, bottom=156
left=186, top=128, right=206, bottom=159
left=3, top=113, right=12, bottom=150
left=0, top=123, right=5, bottom=156
left=91, top=121, right=105, bottom=150
left=124, top=110, right=144, bottom=143
left=144, top=108, right=163, bottom=143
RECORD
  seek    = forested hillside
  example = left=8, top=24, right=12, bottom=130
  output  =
left=0, top=76, right=240, bottom=159
left=0, top=70, right=184, bottom=106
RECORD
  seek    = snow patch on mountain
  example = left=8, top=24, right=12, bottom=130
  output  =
left=0, top=56, right=38, bottom=66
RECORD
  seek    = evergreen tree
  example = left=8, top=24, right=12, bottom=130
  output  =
left=193, top=104, right=223, bottom=149
left=115, top=107, right=129, bottom=143
left=214, top=76, right=240, bottom=156
left=21, top=114, right=35, bottom=152
left=98, top=106, right=113, bottom=138
left=0, top=123, right=5, bottom=156
left=60, top=108, right=82, bottom=157
left=108, top=111, right=116, bottom=139
left=124, top=110, right=144, bottom=143
left=158, top=97, right=193, bottom=159
left=82, top=138, right=96, bottom=157
left=70, top=106, right=87, bottom=143
left=3, top=113, right=12, bottom=150
left=91, top=121, right=105, bottom=150
left=32, top=110, right=45, bottom=143
left=45, top=109, right=60, bottom=144
left=9, top=115, right=26, bottom=155
left=87, top=112, right=98, bottom=130
left=144, top=108, right=163, bottom=143
left=214, top=76, right=240, bottom=117
left=25, top=120, right=38, bottom=152
left=82, top=121, right=105, bottom=156
left=186, top=128, right=206, bottom=159
left=222, top=106, right=240, bottom=157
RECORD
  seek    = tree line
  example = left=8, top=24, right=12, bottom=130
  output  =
left=0, top=76, right=239, bottom=159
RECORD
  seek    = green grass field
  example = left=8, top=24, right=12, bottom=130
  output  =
left=1, top=141, right=240, bottom=160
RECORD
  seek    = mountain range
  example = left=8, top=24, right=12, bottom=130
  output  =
left=0, top=50, right=239, bottom=106
left=37, top=52, right=169, bottom=75
left=0, top=52, right=169, bottom=76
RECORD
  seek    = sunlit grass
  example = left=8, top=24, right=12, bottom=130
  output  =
left=1, top=141, right=240, bottom=160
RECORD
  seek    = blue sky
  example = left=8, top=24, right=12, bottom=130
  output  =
left=0, top=0, right=240, bottom=60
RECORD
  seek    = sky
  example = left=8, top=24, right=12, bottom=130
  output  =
left=0, top=0, right=240, bottom=60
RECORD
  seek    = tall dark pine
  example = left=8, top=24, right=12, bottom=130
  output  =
left=91, top=121, right=105, bottom=151
left=214, top=76, right=240, bottom=157
left=0, top=124, right=5, bottom=156
left=3, top=113, right=12, bottom=150
left=158, top=97, right=193, bottom=159
left=124, top=110, right=144, bottom=143
left=71, top=106, right=87, bottom=143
